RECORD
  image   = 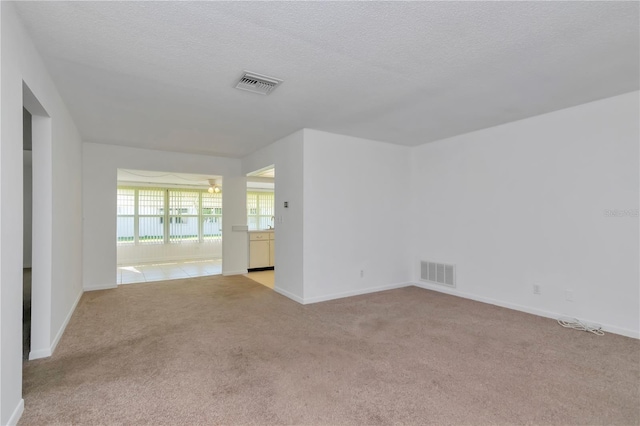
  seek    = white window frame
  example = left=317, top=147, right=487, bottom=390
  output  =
left=117, top=186, right=223, bottom=246
left=247, top=191, right=275, bottom=231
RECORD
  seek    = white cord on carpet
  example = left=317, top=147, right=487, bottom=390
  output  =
left=557, top=317, right=604, bottom=336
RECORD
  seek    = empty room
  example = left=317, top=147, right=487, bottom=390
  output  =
left=0, top=1, right=638, bottom=425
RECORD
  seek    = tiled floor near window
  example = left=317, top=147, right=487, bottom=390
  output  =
left=117, top=259, right=222, bottom=284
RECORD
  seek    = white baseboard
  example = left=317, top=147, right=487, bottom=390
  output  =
left=29, top=290, right=82, bottom=360
left=6, top=398, right=24, bottom=426
left=28, top=347, right=51, bottom=360
left=83, top=284, right=117, bottom=291
left=50, top=290, right=83, bottom=353
left=412, top=282, right=639, bottom=339
left=223, top=269, right=248, bottom=276
left=273, top=286, right=304, bottom=304
left=302, top=282, right=412, bottom=305
left=593, top=323, right=639, bottom=339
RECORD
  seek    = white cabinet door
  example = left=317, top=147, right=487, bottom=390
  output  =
left=249, top=240, right=270, bottom=268
left=269, top=240, right=275, bottom=267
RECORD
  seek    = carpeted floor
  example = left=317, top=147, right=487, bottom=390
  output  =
left=20, top=275, right=639, bottom=425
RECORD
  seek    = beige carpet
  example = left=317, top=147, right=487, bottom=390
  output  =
left=20, top=275, right=639, bottom=425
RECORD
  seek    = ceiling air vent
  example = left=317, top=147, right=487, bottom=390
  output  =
left=234, top=71, right=282, bottom=95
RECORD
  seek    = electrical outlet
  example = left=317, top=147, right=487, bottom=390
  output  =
left=360, top=270, right=364, bottom=278
left=533, top=284, right=541, bottom=295
left=565, top=289, right=573, bottom=302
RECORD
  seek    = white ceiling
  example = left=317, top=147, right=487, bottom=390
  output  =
left=14, top=1, right=639, bottom=158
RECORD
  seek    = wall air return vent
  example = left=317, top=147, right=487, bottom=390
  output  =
left=420, top=260, right=456, bottom=288
left=234, top=71, right=283, bottom=95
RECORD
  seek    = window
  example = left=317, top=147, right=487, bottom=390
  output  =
left=117, top=188, right=135, bottom=243
left=168, top=190, right=199, bottom=243
left=247, top=191, right=274, bottom=231
left=138, top=189, right=165, bottom=244
left=117, top=187, right=223, bottom=245
left=202, top=192, right=222, bottom=241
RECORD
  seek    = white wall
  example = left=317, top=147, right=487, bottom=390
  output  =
left=83, top=143, right=246, bottom=290
left=117, top=241, right=222, bottom=265
left=242, top=129, right=414, bottom=304
left=242, top=130, right=305, bottom=302
left=1, top=2, right=84, bottom=423
left=220, top=174, right=249, bottom=276
left=411, top=92, right=640, bottom=338
left=302, top=129, right=413, bottom=303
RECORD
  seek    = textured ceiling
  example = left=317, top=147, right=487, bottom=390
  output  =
left=13, top=1, right=640, bottom=158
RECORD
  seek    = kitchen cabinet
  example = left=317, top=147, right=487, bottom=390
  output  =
left=248, top=231, right=274, bottom=269
left=269, top=232, right=275, bottom=267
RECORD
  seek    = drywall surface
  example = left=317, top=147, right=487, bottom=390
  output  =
left=1, top=2, right=83, bottom=423
left=82, top=143, right=245, bottom=290
left=242, top=130, right=305, bottom=302
left=411, top=91, right=640, bottom=337
left=302, top=129, right=413, bottom=303
left=220, top=174, right=250, bottom=276
left=117, top=241, right=222, bottom=265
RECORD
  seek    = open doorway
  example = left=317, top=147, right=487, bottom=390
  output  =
left=244, top=166, right=275, bottom=289
left=23, top=108, right=33, bottom=360
left=116, top=169, right=223, bottom=284
left=23, top=81, right=53, bottom=361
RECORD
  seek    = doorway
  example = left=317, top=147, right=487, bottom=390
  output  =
left=244, top=166, right=275, bottom=289
left=116, top=169, right=224, bottom=284
left=23, top=82, right=53, bottom=361
left=23, top=108, right=33, bottom=360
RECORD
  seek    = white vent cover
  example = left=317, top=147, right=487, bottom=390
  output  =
left=420, top=260, right=456, bottom=287
left=234, top=71, right=282, bottom=95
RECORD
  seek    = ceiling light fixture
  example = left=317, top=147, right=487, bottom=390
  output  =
left=208, top=179, right=221, bottom=194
